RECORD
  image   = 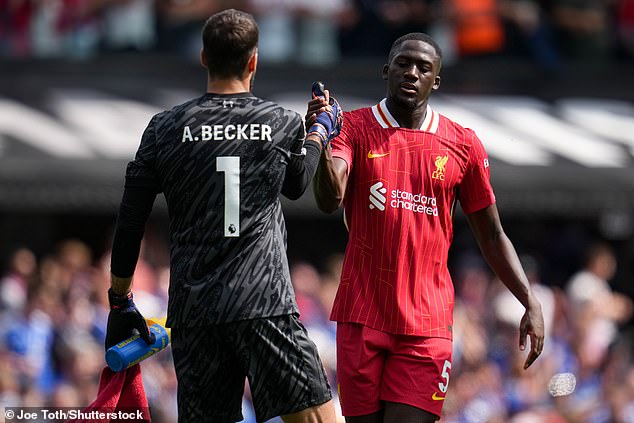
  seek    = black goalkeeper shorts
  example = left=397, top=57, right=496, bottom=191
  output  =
left=171, top=314, right=332, bottom=423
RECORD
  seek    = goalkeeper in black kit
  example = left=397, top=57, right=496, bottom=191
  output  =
left=104, top=8, right=342, bottom=423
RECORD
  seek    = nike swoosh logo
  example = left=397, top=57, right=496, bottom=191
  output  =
left=431, top=392, right=445, bottom=401
left=368, top=151, right=389, bottom=159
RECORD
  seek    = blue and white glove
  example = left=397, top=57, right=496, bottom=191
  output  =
left=308, top=81, right=343, bottom=147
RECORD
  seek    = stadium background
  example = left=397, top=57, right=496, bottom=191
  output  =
left=1, top=1, right=633, bottom=422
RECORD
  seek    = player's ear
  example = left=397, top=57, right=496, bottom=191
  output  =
left=200, top=48, right=208, bottom=69
left=247, top=48, right=258, bottom=73
left=382, top=64, right=388, bottom=80
left=433, top=75, right=441, bottom=91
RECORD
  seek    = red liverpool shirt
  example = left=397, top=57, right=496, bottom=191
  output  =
left=330, top=99, right=495, bottom=339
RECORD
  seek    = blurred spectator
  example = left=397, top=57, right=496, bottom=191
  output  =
left=62, top=340, right=104, bottom=405
left=155, top=0, right=234, bottom=59
left=445, top=0, right=505, bottom=58
left=54, top=238, right=93, bottom=298
left=0, top=0, right=33, bottom=56
left=5, top=285, right=60, bottom=396
left=494, top=254, right=557, bottom=343
left=0, top=346, right=21, bottom=407
left=1, top=228, right=633, bottom=422
left=291, top=261, right=324, bottom=323
left=499, top=0, right=562, bottom=71
left=548, top=0, right=612, bottom=62
left=290, top=261, right=333, bottom=370
left=101, top=0, right=156, bottom=52
left=443, top=362, right=509, bottom=422
left=31, top=0, right=103, bottom=58
left=560, top=241, right=634, bottom=421
left=0, top=0, right=631, bottom=63
left=248, top=0, right=344, bottom=65
left=49, top=382, right=82, bottom=407
left=0, top=247, right=36, bottom=315
left=616, top=0, right=634, bottom=60
left=318, top=253, right=343, bottom=319
left=338, top=0, right=435, bottom=58
left=289, top=261, right=342, bottom=421
left=249, top=0, right=295, bottom=63
left=98, top=240, right=165, bottom=320
left=566, top=242, right=633, bottom=361
left=453, top=299, right=489, bottom=370
left=453, top=253, right=492, bottom=317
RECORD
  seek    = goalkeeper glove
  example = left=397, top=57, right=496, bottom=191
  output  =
left=308, top=81, right=343, bottom=147
left=105, top=288, right=155, bottom=350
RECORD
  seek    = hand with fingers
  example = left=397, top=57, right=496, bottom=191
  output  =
left=306, top=81, right=343, bottom=147
left=305, top=82, right=327, bottom=129
left=105, top=288, right=156, bottom=350
left=519, top=297, right=545, bottom=369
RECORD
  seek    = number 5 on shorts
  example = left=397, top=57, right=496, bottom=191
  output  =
left=439, top=360, right=451, bottom=394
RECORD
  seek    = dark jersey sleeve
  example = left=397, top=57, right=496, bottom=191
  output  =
left=110, top=116, right=160, bottom=277
left=125, top=114, right=162, bottom=193
left=281, top=124, right=321, bottom=200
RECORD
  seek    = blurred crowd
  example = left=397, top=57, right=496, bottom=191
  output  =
left=1, top=0, right=633, bottom=69
left=0, top=229, right=633, bottom=422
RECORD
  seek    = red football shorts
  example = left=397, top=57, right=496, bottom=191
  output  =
left=336, top=323, right=453, bottom=417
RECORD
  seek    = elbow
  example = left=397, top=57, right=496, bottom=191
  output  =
left=281, top=185, right=307, bottom=201
left=317, top=203, right=339, bottom=214
left=315, top=194, right=343, bottom=214
left=479, top=231, right=504, bottom=256
left=312, top=171, right=346, bottom=214
left=285, top=191, right=304, bottom=201
left=479, top=229, right=510, bottom=264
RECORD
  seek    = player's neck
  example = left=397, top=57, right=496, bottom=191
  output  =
left=386, top=98, right=428, bottom=129
left=207, top=77, right=251, bottom=95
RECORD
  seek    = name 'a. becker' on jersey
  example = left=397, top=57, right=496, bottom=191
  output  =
left=126, top=93, right=304, bottom=328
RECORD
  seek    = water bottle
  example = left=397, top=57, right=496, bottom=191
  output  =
left=105, top=319, right=170, bottom=372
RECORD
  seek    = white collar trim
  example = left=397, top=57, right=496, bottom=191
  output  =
left=371, top=99, right=438, bottom=134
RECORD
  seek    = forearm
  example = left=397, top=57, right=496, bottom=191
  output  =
left=313, top=147, right=346, bottom=213
left=468, top=205, right=544, bottom=366
left=110, top=182, right=156, bottom=286
left=111, top=274, right=133, bottom=295
left=479, top=230, right=534, bottom=307
left=281, top=135, right=322, bottom=200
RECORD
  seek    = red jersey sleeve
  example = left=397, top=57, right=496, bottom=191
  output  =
left=330, top=111, right=355, bottom=174
left=459, top=130, right=496, bottom=214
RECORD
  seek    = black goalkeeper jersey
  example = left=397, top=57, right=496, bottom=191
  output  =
left=126, top=92, right=306, bottom=327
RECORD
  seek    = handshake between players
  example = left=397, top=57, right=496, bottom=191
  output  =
left=306, top=81, right=344, bottom=147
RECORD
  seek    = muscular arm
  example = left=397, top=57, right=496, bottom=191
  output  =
left=466, top=204, right=545, bottom=368
left=467, top=204, right=532, bottom=305
left=313, top=147, right=348, bottom=213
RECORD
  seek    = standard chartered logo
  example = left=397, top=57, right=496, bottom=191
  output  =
left=392, top=188, right=439, bottom=215
left=369, top=182, right=387, bottom=211
left=368, top=181, right=439, bottom=216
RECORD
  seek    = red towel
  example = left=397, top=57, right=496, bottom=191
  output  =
left=66, top=364, right=151, bottom=423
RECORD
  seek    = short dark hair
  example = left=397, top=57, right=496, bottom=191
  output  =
left=388, top=33, right=443, bottom=67
left=202, top=9, right=259, bottom=78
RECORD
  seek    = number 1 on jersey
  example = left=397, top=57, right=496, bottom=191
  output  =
left=216, top=156, right=240, bottom=237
